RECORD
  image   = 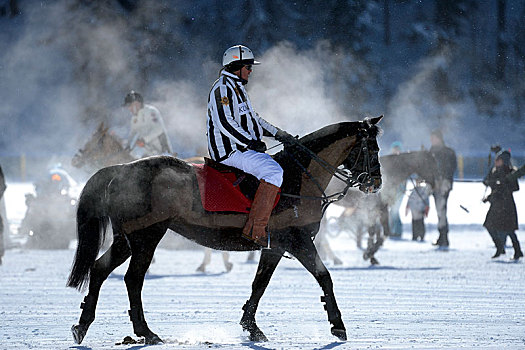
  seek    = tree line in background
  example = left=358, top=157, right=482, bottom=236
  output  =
left=2, top=0, right=524, bottom=128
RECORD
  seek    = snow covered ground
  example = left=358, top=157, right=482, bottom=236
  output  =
left=1, top=181, right=524, bottom=349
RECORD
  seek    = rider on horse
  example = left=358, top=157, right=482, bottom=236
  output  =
left=206, top=44, right=295, bottom=246
left=123, top=90, right=173, bottom=157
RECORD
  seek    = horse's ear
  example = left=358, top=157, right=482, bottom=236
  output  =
left=370, top=115, right=383, bottom=125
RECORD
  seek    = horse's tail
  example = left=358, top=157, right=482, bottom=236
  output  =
left=67, top=166, right=116, bottom=291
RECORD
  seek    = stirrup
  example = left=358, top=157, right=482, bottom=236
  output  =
left=242, top=231, right=268, bottom=247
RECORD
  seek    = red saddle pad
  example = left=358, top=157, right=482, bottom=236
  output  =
left=193, top=163, right=279, bottom=213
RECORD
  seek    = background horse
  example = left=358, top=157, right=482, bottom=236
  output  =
left=66, top=117, right=383, bottom=345
left=324, top=150, right=437, bottom=264
left=71, top=122, right=135, bottom=172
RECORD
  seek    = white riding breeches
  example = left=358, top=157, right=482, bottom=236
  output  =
left=221, top=150, right=283, bottom=187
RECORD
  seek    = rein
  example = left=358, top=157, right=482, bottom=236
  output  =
left=279, top=133, right=376, bottom=213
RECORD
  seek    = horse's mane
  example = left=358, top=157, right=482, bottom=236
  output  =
left=294, top=120, right=379, bottom=153
left=274, top=121, right=373, bottom=166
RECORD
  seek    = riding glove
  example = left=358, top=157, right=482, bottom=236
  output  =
left=275, top=129, right=296, bottom=145
left=247, top=140, right=267, bottom=153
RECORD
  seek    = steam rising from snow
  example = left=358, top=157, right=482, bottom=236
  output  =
left=150, top=80, right=209, bottom=158
left=1, top=1, right=523, bottom=176
left=387, top=55, right=447, bottom=151
left=0, top=1, right=137, bottom=161
left=250, top=43, right=346, bottom=136
left=386, top=50, right=524, bottom=156
left=136, top=42, right=361, bottom=158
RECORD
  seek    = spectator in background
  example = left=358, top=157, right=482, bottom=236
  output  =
left=406, top=177, right=431, bottom=241
left=483, top=150, right=523, bottom=260
left=429, top=129, right=457, bottom=248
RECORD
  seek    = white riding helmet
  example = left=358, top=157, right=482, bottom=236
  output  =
left=222, top=45, right=260, bottom=67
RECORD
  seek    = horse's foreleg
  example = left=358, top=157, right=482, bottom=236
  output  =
left=241, top=248, right=283, bottom=342
left=124, top=225, right=166, bottom=345
left=363, top=225, right=384, bottom=265
left=379, top=202, right=391, bottom=236
left=72, top=233, right=131, bottom=344
left=289, top=231, right=347, bottom=341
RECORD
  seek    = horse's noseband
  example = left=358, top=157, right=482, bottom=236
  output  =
left=358, top=174, right=382, bottom=193
left=345, top=130, right=378, bottom=183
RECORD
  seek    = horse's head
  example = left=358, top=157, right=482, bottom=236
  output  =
left=71, top=150, right=86, bottom=168
left=72, top=122, right=107, bottom=168
left=342, top=116, right=383, bottom=194
left=72, top=122, right=133, bottom=170
left=380, top=150, right=438, bottom=189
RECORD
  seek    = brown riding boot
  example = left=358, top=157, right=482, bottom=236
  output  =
left=242, top=179, right=280, bottom=247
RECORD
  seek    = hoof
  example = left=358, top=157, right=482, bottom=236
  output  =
left=330, top=318, right=346, bottom=341
left=224, top=261, right=233, bottom=272
left=119, top=336, right=140, bottom=345
left=71, top=324, right=88, bottom=345
left=144, top=333, right=163, bottom=345
left=331, top=327, right=347, bottom=341
left=370, top=257, right=379, bottom=265
left=241, top=320, right=268, bottom=342
left=248, top=327, right=268, bottom=342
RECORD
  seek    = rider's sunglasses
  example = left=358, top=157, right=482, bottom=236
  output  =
left=244, top=64, right=253, bottom=71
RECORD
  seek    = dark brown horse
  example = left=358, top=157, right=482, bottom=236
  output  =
left=71, top=122, right=135, bottom=171
left=66, top=117, right=383, bottom=345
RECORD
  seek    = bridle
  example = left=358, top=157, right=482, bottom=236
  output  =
left=343, top=127, right=381, bottom=192
left=279, top=126, right=381, bottom=213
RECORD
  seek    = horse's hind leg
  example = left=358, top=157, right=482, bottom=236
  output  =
left=196, top=249, right=232, bottom=273
left=222, top=252, right=233, bottom=272
left=124, top=224, right=166, bottom=345
left=288, top=229, right=347, bottom=341
left=72, top=232, right=131, bottom=344
left=196, top=248, right=212, bottom=272
left=241, top=248, right=283, bottom=342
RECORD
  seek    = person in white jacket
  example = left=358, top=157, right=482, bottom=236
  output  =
left=206, top=45, right=295, bottom=246
left=123, top=91, right=173, bottom=158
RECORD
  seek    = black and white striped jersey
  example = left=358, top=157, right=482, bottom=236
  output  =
left=207, top=71, right=278, bottom=161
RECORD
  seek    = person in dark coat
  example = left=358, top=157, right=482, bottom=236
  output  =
left=483, top=150, right=523, bottom=260
left=429, top=129, right=457, bottom=248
